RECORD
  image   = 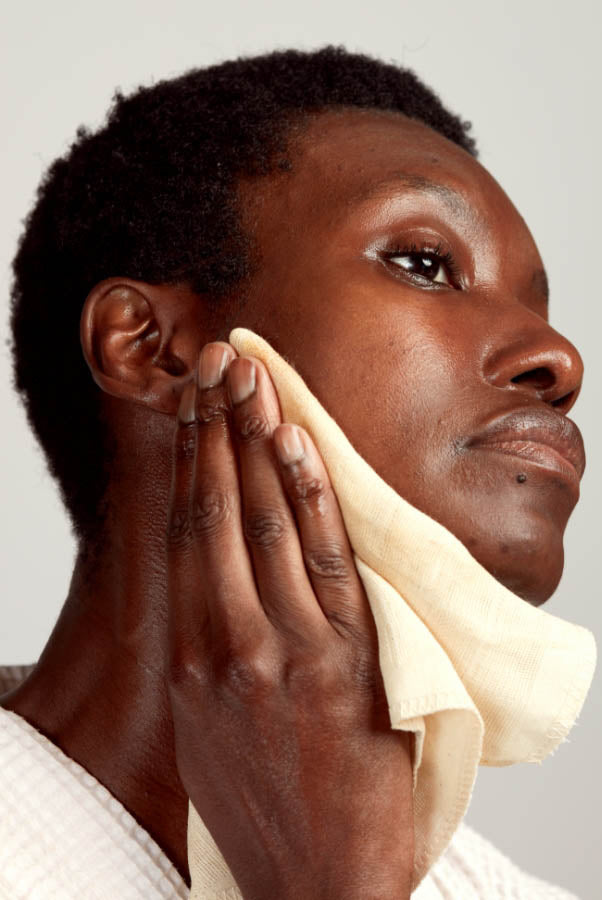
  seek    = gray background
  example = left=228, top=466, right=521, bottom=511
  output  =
left=1, top=1, right=600, bottom=896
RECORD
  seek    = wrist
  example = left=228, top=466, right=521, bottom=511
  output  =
left=248, top=866, right=412, bottom=900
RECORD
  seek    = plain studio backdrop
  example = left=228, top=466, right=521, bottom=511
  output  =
left=1, top=1, right=600, bottom=896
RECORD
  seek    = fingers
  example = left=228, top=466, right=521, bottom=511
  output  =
left=226, top=354, right=371, bottom=644
left=189, top=343, right=266, bottom=646
left=166, top=339, right=371, bottom=670
left=273, top=423, right=376, bottom=642
left=166, top=343, right=260, bottom=665
left=226, top=356, right=329, bottom=639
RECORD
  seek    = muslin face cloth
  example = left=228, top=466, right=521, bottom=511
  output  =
left=187, top=327, right=596, bottom=897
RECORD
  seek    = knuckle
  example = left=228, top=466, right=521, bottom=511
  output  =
left=349, top=650, right=385, bottom=701
left=236, top=414, right=269, bottom=443
left=304, top=545, right=350, bottom=581
left=283, top=653, right=338, bottom=692
left=214, top=642, right=277, bottom=696
left=243, top=508, right=286, bottom=549
left=191, top=488, right=231, bottom=536
left=167, top=508, right=192, bottom=547
left=167, top=644, right=210, bottom=693
left=288, top=475, right=328, bottom=504
left=176, top=429, right=196, bottom=463
left=197, top=398, right=229, bottom=426
left=352, top=653, right=378, bottom=688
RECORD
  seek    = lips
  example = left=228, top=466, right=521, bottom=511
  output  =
left=467, top=407, right=586, bottom=480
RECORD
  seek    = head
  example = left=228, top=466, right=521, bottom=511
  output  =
left=10, top=47, right=584, bottom=607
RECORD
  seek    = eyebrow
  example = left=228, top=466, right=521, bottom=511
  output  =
left=349, top=173, right=473, bottom=221
left=351, top=173, right=550, bottom=306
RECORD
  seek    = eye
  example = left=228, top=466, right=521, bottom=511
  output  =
left=385, top=242, right=459, bottom=287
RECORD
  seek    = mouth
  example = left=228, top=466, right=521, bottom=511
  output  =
left=467, top=407, right=586, bottom=491
left=470, top=439, right=580, bottom=488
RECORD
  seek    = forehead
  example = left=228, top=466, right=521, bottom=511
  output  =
left=289, top=108, right=481, bottom=188
left=242, top=108, right=531, bottom=246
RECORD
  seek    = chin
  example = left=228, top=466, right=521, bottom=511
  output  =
left=395, top=469, right=570, bottom=607
left=472, top=528, right=565, bottom=607
left=492, top=564, right=561, bottom=607
left=434, top=472, right=572, bottom=607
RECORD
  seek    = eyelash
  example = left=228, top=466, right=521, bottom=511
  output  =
left=384, top=241, right=461, bottom=287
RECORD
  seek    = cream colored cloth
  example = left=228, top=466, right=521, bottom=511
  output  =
left=187, top=327, right=596, bottom=896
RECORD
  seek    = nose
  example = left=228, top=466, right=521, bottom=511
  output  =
left=483, top=313, right=584, bottom=416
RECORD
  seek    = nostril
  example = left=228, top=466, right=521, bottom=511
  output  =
left=510, top=367, right=556, bottom=391
left=552, top=390, right=576, bottom=411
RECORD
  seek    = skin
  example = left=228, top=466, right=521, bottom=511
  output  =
left=165, top=361, right=415, bottom=898
left=0, top=108, right=585, bottom=890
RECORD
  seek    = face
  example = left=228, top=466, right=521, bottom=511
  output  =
left=224, top=109, right=585, bottom=606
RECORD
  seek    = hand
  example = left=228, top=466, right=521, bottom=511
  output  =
left=165, top=341, right=414, bottom=900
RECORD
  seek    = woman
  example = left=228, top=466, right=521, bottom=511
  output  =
left=0, top=47, right=589, bottom=897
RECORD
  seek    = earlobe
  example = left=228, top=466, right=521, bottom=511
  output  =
left=80, top=277, right=197, bottom=415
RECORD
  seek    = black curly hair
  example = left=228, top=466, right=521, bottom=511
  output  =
left=9, top=45, right=477, bottom=544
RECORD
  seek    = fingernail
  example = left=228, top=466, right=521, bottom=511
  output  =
left=178, top=381, right=197, bottom=423
left=198, top=342, right=231, bottom=390
left=228, top=358, right=256, bottom=405
left=274, top=424, right=305, bottom=464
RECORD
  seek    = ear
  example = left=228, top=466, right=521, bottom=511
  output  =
left=80, top=277, right=201, bottom=415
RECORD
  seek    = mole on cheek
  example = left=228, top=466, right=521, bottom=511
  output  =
left=516, top=473, right=527, bottom=484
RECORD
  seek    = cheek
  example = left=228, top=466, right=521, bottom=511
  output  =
left=253, top=275, right=572, bottom=606
left=246, top=261, right=477, bottom=498
left=298, top=318, right=468, bottom=506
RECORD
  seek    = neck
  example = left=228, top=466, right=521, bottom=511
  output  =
left=0, top=429, right=191, bottom=886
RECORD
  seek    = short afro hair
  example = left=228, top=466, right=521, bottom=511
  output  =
left=9, top=45, right=477, bottom=544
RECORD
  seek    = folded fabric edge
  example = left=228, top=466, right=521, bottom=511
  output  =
left=410, top=706, right=483, bottom=891
left=481, top=625, right=597, bottom=766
